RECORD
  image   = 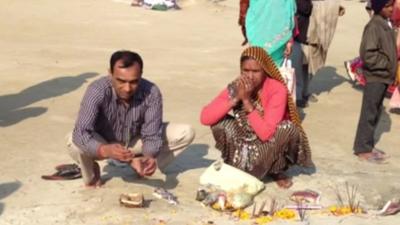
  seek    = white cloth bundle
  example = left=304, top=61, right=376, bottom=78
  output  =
left=144, top=0, right=177, bottom=8
left=199, top=160, right=265, bottom=195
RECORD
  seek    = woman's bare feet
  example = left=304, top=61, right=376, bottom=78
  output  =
left=85, top=162, right=102, bottom=188
left=271, top=173, right=293, bottom=189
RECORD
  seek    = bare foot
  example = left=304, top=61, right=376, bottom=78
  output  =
left=131, top=0, right=143, bottom=7
left=85, top=162, right=103, bottom=188
left=271, top=173, right=293, bottom=189
left=356, top=151, right=387, bottom=164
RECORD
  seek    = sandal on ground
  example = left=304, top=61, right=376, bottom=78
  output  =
left=356, top=152, right=387, bottom=164
left=372, top=148, right=390, bottom=159
left=42, top=165, right=82, bottom=180
left=55, top=163, right=79, bottom=171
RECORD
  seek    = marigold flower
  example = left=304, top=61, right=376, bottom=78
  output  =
left=255, top=216, right=273, bottom=224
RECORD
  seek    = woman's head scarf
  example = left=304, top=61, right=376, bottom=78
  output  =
left=241, top=46, right=312, bottom=166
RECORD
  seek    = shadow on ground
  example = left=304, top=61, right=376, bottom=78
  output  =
left=262, top=164, right=317, bottom=186
left=0, top=72, right=98, bottom=127
left=0, top=181, right=22, bottom=216
left=298, top=66, right=347, bottom=121
left=375, top=107, right=392, bottom=144
left=309, top=66, right=347, bottom=96
left=102, top=144, right=213, bottom=189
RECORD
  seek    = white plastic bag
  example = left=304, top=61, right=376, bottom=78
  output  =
left=279, top=58, right=296, bottom=102
left=199, top=160, right=265, bottom=195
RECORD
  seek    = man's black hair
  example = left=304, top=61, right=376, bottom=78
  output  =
left=110, top=50, right=143, bottom=73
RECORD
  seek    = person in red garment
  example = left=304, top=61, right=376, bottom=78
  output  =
left=200, top=47, right=313, bottom=189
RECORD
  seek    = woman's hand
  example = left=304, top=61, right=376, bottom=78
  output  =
left=237, top=75, right=255, bottom=101
left=284, top=41, right=293, bottom=58
left=242, top=99, right=255, bottom=113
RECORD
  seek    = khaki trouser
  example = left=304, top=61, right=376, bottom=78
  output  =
left=66, top=123, right=195, bottom=185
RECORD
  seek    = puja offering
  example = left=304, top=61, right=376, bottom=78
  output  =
left=119, top=192, right=144, bottom=208
left=153, top=187, right=179, bottom=205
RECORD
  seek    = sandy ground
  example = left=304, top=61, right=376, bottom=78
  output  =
left=1, top=0, right=400, bottom=224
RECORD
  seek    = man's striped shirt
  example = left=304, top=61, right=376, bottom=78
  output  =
left=72, top=76, right=163, bottom=157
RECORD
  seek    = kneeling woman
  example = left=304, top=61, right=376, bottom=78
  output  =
left=200, top=47, right=313, bottom=188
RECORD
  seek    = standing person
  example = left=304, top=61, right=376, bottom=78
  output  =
left=239, top=0, right=297, bottom=66
left=306, top=0, right=344, bottom=76
left=68, top=50, right=195, bottom=187
left=291, top=0, right=313, bottom=108
left=200, top=47, right=313, bottom=189
left=300, top=0, right=345, bottom=105
left=353, top=0, right=397, bottom=163
left=345, top=0, right=400, bottom=98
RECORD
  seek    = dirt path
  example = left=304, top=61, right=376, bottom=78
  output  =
left=1, top=0, right=400, bottom=224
